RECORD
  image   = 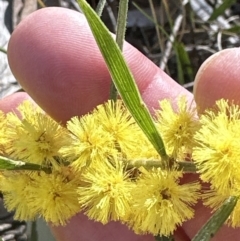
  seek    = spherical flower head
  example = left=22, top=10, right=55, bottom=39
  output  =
left=61, top=113, right=117, bottom=171
left=78, top=161, right=134, bottom=224
left=156, top=96, right=199, bottom=159
left=30, top=168, right=81, bottom=225
left=0, top=110, right=8, bottom=155
left=0, top=171, right=38, bottom=221
left=128, top=168, right=200, bottom=236
left=94, top=100, right=151, bottom=159
left=4, top=101, right=70, bottom=168
left=193, top=99, right=240, bottom=192
left=0, top=166, right=81, bottom=225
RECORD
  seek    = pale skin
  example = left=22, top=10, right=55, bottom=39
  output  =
left=1, top=7, right=240, bottom=241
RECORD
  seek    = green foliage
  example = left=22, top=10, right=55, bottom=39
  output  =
left=192, top=196, right=238, bottom=241
left=30, top=221, right=38, bottom=241
left=77, top=0, right=167, bottom=159
left=0, top=47, right=7, bottom=54
left=175, top=42, right=194, bottom=85
left=223, top=25, right=240, bottom=34
left=0, top=155, right=51, bottom=172
left=209, top=0, right=236, bottom=21
left=110, top=0, right=129, bottom=101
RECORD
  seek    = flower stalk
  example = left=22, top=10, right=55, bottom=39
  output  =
left=95, top=0, right=106, bottom=16
left=127, top=159, right=197, bottom=173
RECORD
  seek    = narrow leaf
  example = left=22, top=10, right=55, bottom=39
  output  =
left=209, top=0, right=236, bottom=21
left=223, top=25, right=240, bottom=34
left=0, top=47, right=7, bottom=54
left=192, top=196, right=238, bottom=241
left=77, top=0, right=167, bottom=159
left=175, top=42, right=194, bottom=85
left=175, top=43, right=184, bottom=85
left=0, top=156, right=51, bottom=173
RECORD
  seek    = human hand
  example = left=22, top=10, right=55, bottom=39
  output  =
left=1, top=7, right=240, bottom=241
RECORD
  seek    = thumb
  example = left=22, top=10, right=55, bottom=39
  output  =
left=194, top=48, right=240, bottom=112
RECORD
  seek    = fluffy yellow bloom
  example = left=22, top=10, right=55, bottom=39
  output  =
left=0, top=171, right=38, bottom=220
left=61, top=100, right=160, bottom=170
left=61, top=114, right=116, bottom=171
left=128, top=168, right=200, bottom=236
left=30, top=168, right=81, bottom=225
left=78, top=161, right=134, bottom=224
left=0, top=166, right=81, bottom=225
left=193, top=99, right=240, bottom=192
left=156, top=96, right=199, bottom=159
left=94, top=100, right=149, bottom=158
left=4, top=101, right=70, bottom=168
left=0, top=110, right=8, bottom=155
left=229, top=197, right=240, bottom=228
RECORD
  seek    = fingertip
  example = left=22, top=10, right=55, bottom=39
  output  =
left=194, top=48, right=240, bottom=112
left=7, top=7, right=192, bottom=123
left=8, top=7, right=111, bottom=122
left=0, top=92, right=32, bottom=114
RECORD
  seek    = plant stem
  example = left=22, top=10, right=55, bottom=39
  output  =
left=0, top=47, right=7, bottom=54
left=96, top=0, right=106, bottom=16
left=37, top=0, right=46, bottom=8
left=0, top=156, right=51, bottom=173
left=148, top=0, right=164, bottom=58
left=127, top=159, right=197, bottom=173
left=110, top=0, right=129, bottom=101
left=115, top=0, right=128, bottom=50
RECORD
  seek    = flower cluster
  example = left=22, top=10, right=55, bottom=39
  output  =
left=193, top=99, right=240, bottom=227
left=0, top=96, right=240, bottom=237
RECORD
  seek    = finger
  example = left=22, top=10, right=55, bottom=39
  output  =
left=0, top=92, right=32, bottom=114
left=194, top=48, right=240, bottom=113
left=186, top=48, right=240, bottom=239
left=6, top=7, right=193, bottom=241
left=51, top=213, right=154, bottom=241
left=7, top=7, right=191, bottom=124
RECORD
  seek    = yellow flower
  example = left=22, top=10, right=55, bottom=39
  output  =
left=30, top=168, right=81, bottom=225
left=94, top=100, right=149, bottom=158
left=4, top=101, right=69, bottom=169
left=229, top=197, right=240, bottom=228
left=61, top=114, right=116, bottom=171
left=193, top=99, right=240, bottom=192
left=0, top=171, right=38, bottom=221
left=61, top=100, right=160, bottom=170
left=128, top=168, right=200, bottom=236
left=0, top=110, right=8, bottom=155
left=0, top=167, right=81, bottom=225
left=156, top=96, right=199, bottom=159
left=78, top=161, right=134, bottom=224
